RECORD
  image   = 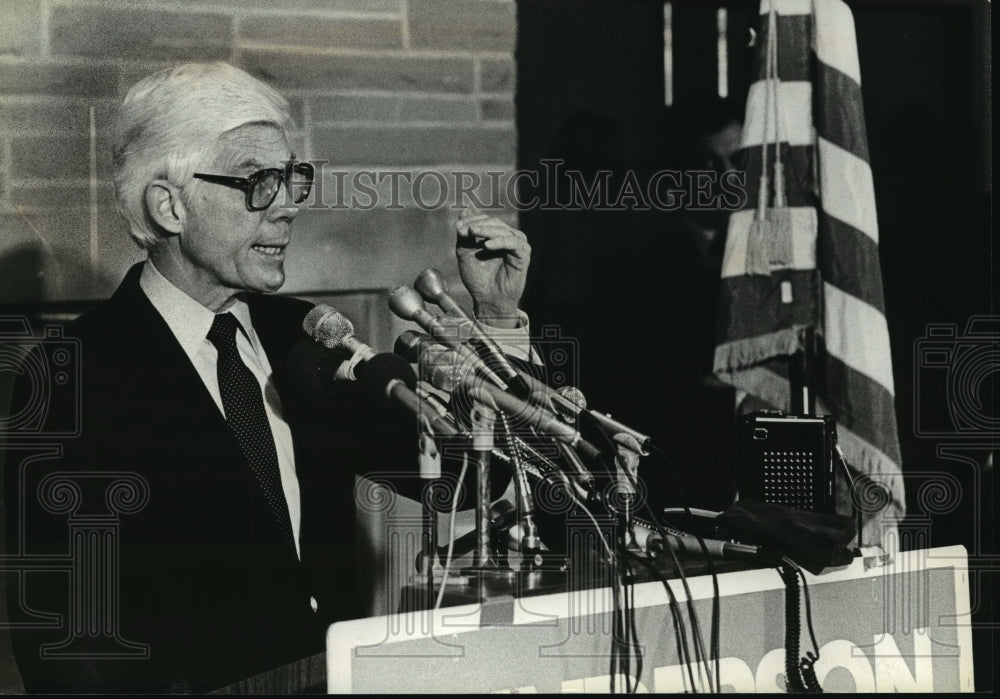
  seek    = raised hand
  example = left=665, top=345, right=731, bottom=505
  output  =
left=454, top=205, right=531, bottom=328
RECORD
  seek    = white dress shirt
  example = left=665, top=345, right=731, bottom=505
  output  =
left=139, top=260, right=302, bottom=559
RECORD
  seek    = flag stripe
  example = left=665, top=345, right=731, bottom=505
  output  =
left=716, top=270, right=819, bottom=345
left=835, top=424, right=905, bottom=511
left=742, top=80, right=813, bottom=148
left=814, top=60, right=870, bottom=162
left=823, top=281, right=895, bottom=394
left=824, top=355, right=902, bottom=464
left=817, top=136, right=879, bottom=242
left=739, top=143, right=816, bottom=209
left=752, top=14, right=812, bottom=82
left=760, top=0, right=812, bottom=17
left=722, top=207, right=818, bottom=278
left=723, top=363, right=791, bottom=412
left=818, top=212, right=886, bottom=313
left=812, top=0, right=862, bottom=84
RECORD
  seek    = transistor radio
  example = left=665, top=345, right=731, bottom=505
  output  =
left=737, top=412, right=836, bottom=514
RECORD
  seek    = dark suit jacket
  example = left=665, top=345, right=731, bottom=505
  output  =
left=4, top=263, right=417, bottom=693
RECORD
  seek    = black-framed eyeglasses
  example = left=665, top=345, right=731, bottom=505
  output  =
left=192, top=162, right=315, bottom=212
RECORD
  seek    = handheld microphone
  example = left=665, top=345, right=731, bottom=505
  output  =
left=388, top=286, right=509, bottom=392
left=303, top=304, right=376, bottom=381
left=414, top=268, right=532, bottom=400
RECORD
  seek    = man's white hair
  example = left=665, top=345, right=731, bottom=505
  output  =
left=113, top=62, right=295, bottom=249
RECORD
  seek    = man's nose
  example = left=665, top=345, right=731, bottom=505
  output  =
left=268, top=183, right=302, bottom=221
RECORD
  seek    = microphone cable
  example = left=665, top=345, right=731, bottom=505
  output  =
left=562, top=486, right=636, bottom=693
left=619, top=464, right=714, bottom=693
left=587, top=421, right=717, bottom=693
left=624, top=548, right=699, bottom=691
left=612, top=524, right=643, bottom=693
left=778, top=556, right=823, bottom=693
left=434, top=451, right=470, bottom=612
left=647, top=442, right=722, bottom=693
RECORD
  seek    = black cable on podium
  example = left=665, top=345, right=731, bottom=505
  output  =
left=581, top=410, right=718, bottom=693
left=643, top=443, right=723, bottom=693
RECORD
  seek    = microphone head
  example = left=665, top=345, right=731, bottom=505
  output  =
left=388, top=286, right=426, bottom=321
left=418, top=348, right=462, bottom=393
left=304, top=304, right=355, bottom=349
left=394, top=330, right=433, bottom=363
left=414, top=268, right=448, bottom=303
left=358, top=353, right=418, bottom=407
left=556, top=385, right=588, bottom=411
left=302, top=303, right=331, bottom=337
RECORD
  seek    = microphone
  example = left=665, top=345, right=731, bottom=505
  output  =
left=540, top=381, right=651, bottom=452
left=388, top=286, right=509, bottom=392
left=636, top=525, right=764, bottom=562
left=395, top=312, right=650, bottom=452
left=556, top=385, right=588, bottom=414
left=414, top=268, right=532, bottom=400
left=394, top=329, right=428, bottom=363
left=285, top=338, right=351, bottom=398
left=303, top=304, right=375, bottom=381
left=358, top=353, right=460, bottom=438
left=647, top=533, right=764, bottom=562
left=418, top=348, right=606, bottom=468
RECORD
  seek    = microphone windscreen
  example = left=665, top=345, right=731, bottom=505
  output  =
left=394, top=330, right=431, bottom=363
left=358, top=352, right=418, bottom=407
left=556, top=385, right=588, bottom=411
left=387, top=286, right=425, bottom=320
left=303, top=304, right=354, bottom=349
left=414, top=268, right=448, bottom=302
left=302, top=304, right=332, bottom=336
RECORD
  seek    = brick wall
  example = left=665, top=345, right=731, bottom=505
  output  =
left=0, top=0, right=517, bottom=321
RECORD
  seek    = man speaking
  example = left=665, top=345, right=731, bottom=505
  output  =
left=4, top=62, right=531, bottom=693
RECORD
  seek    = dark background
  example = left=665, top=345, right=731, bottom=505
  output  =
left=517, top=0, right=993, bottom=690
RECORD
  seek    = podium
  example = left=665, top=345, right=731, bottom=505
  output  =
left=214, top=545, right=973, bottom=693
left=326, top=545, right=973, bottom=693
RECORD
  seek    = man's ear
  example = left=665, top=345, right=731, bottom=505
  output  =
left=145, top=180, right=186, bottom=235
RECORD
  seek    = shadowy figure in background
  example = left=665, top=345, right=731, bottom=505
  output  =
left=523, top=110, right=642, bottom=416
left=522, top=100, right=746, bottom=514
left=641, top=95, right=746, bottom=513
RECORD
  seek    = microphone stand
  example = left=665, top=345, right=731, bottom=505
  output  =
left=613, top=434, right=644, bottom=551
left=499, top=412, right=543, bottom=572
left=462, top=395, right=513, bottom=580
left=416, top=432, right=442, bottom=606
left=413, top=426, right=470, bottom=599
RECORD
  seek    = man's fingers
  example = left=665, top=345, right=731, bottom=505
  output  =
left=482, top=234, right=531, bottom=261
left=455, top=214, right=493, bottom=236
left=460, top=203, right=484, bottom=219
left=462, top=221, right=525, bottom=240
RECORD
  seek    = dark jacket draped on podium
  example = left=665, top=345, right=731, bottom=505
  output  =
left=4, top=263, right=417, bottom=693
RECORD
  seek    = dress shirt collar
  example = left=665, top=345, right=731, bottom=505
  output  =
left=139, top=260, right=258, bottom=357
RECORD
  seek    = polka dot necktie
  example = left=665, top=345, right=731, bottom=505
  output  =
left=207, top=312, right=295, bottom=553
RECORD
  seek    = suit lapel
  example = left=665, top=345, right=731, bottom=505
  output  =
left=110, top=264, right=236, bottom=442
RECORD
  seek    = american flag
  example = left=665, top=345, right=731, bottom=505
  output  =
left=713, top=0, right=905, bottom=549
